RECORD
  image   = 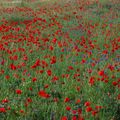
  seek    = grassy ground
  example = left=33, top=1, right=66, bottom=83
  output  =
left=0, top=0, right=120, bottom=120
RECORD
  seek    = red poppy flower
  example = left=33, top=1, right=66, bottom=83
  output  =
left=72, top=110, right=77, bottom=114
left=29, top=87, right=33, bottom=91
left=47, top=69, right=52, bottom=76
left=81, top=59, right=86, bottom=64
left=68, top=66, right=74, bottom=70
left=2, top=99, right=9, bottom=103
left=52, top=76, right=59, bottom=82
left=10, top=63, right=16, bottom=70
left=27, top=98, right=32, bottom=103
left=32, top=77, right=37, bottom=82
left=52, top=38, right=57, bottom=44
left=0, top=108, right=6, bottom=113
left=23, top=56, right=28, bottom=61
left=58, top=41, right=63, bottom=48
left=41, top=60, right=48, bottom=67
left=20, top=110, right=24, bottom=113
left=112, top=81, right=118, bottom=86
left=44, top=84, right=49, bottom=88
left=76, top=99, right=81, bottom=104
left=117, top=94, right=120, bottom=100
left=72, top=116, right=77, bottom=120
left=64, top=97, right=70, bottom=102
left=89, top=77, right=95, bottom=86
left=53, top=97, right=59, bottom=102
left=61, top=116, right=68, bottom=120
left=31, top=59, right=40, bottom=68
left=102, top=50, right=108, bottom=54
left=78, top=108, right=82, bottom=114
left=5, top=75, right=10, bottom=80
left=84, top=101, right=91, bottom=106
left=86, top=107, right=92, bottom=112
left=38, top=90, right=50, bottom=98
left=49, top=46, right=54, bottom=51
left=98, top=70, right=104, bottom=76
left=50, top=57, right=56, bottom=64
left=39, top=70, right=44, bottom=74
left=16, top=89, right=22, bottom=95
left=66, top=106, right=71, bottom=111
left=92, top=110, right=98, bottom=116
left=76, top=86, right=80, bottom=92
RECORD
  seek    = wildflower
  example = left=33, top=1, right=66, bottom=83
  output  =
left=84, top=101, right=91, bottom=106
left=24, top=102, right=29, bottom=107
left=7, top=106, right=11, bottom=110
left=78, top=108, right=82, bottom=114
left=88, top=69, right=92, bottom=74
left=66, top=106, right=71, bottom=111
left=52, top=76, right=59, bottom=82
left=58, top=41, right=63, bottom=48
left=102, top=50, right=108, bottom=54
left=0, top=26, right=3, bottom=31
left=61, top=116, right=68, bottom=120
left=49, top=46, right=54, bottom=51
left=44, top=84, right=49, bottom=88
left=76, top=86, right=80, bottom=92
left=76, top=99, right=81, bottom=104
left=86, top=107, right=92, bottom=112
left=112, top=81, right=118, bottom=86
left=5, top=75, right=10, bottom=80
left=10, top=63, right=16, bottom=70
left=47, top=69, right=52, bottom=76
left=64, top=97, right=70, bottom=103
left=95, top=106, right=102, bottom=110
left=117, top=94, right=120, bottom=100
left=72, top=110, right=77, bottom=115
left=53, top=97, right=59, bottom=102
left=92, top=110, right=98, bottom=116
left=41, top=60, right=48, bottom=67
left=27, top=98, right=32, bottom=103
left=10, top=55, right=18, bottom=60
left=73, top=11, right=77, bottom=14
left=91, top=63, right=96, bottom=67
left=16, top=89, right=22, bottom=95
left=20, top=110, right=24, bottom=113
left=23, top=56, right=28, bottom=61
left=98, top=70, right=104, bottom=76
left=50, top=56, right=56, bottom=64
left=104, top=80, right=108, bottom=83
left=89, top=77, right=95, bottom=86
left=52, top=38, right=57, bottom=44
left=31, top=59, right=40, bottom=68
left=108, top=65, right=114, bottom=71
left=81, top=59, right=86, bottom=64
left=68, top=66, right=74, bottom=70
left=0, top=108, right=6, bottom=113
left=40, top=70, right=44, bottom=74
left=32, top=77, right=37, bottom=82
left=2, top=99, right=9, bottom=103
left=72, top=116, right=77, bottom=120
left=29, top=87, right=33, bottom=91
left=38, top=90, right=50, bottom=98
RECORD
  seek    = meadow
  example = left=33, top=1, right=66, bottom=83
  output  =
left=0, top=0, right=120, bottom=120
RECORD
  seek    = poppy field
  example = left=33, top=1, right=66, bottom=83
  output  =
left=0, top=0, right=120, bottom=120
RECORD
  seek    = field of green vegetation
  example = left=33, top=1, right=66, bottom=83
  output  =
left=0, top=0, right=120, bottom=120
